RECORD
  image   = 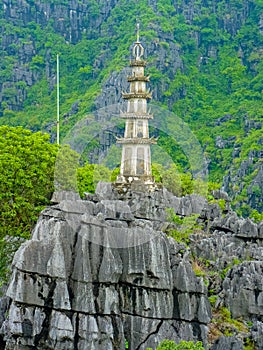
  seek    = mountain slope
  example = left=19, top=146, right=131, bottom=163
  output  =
left=0, top=0, right=262, bottom=216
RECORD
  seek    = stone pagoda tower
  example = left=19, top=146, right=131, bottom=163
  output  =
left=115, top=26, right=157, bottom=192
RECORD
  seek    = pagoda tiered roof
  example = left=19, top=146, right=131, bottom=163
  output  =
left=127, top=75, right=150, bottom=82
left=122, top=91, right=152, bottom=99
left=120, top=112, right=153, bottom=119
left=116, top=137, right=157, bottom=145
left=130, top=59, right=147, bottom=67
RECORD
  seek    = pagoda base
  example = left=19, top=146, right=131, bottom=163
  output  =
left=114, top=175, right=160, bottom=194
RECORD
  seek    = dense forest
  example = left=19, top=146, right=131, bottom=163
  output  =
left=0, top=0, right=263, bottom=218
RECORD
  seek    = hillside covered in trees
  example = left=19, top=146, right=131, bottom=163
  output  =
left=0, top=0, right=263, bottom=217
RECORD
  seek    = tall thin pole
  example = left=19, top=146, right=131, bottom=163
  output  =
left=56, top=54, right=60, bottom=145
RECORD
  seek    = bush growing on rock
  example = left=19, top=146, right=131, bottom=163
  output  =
left=147, top=339, right=205, bottom=350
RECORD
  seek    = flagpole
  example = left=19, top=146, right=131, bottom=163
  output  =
left=56, top=54, right=60, bottom=145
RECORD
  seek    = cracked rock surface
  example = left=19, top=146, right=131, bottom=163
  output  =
left=0, top=184, right=211, bottom=350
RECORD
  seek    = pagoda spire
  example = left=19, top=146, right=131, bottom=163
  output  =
left=136, top=22, right=140, bottom=42
left=115, top=27, right=157, bottom=192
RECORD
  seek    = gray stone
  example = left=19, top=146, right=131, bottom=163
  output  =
left=58, top=199, right=95, bottom=214
left=162, top=187, right=181, bottom=213
left=0, top=294, right=9, bottom=328
left=132, top=319, right=208, bottom=350
left=251, top=321, right=263, bottom=349
left=95, top=181, right=115, bottom=200
left=175, top=261, right=199, bottom=292
left=51, top=191, right=81, bottom=203
left=190, top=230, right=263, bottom=268
left=237, top=218, right=259, bottom=238
left=200, top=203, right=222, bottom=221
left=223, top=261, right=263, bottom=318
left=124, top=315, right=162, bottom=349
left=211, top=336, right=244, bottom=350
left=48, top=311, right=74, bottom=348
left=178, top=194, right=207, bottom=216
left=212, top=190, right=230, bottom=202
left=258, top=221, right=263, bottom=239
left=70, top=281, right=95, bottom=313
left=74, top=314, right=124, bottom=350
left=97, top=199, right=133, bottom=221
left=1, top=185, right=213, bottom=348
left=120, top=286, right=173, bottom=318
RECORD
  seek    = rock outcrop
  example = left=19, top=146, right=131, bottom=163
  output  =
left=1, top=183, right=263, bottom=349
left=210, top=336, right=243, bottom=350
left=191, top=201, right=263, bottom=350
left=0, top=184, right=211, bottom=350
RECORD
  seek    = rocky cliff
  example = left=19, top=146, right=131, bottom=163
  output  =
left=0, top=184, right=211, bottom=349
left=0, top=0, right=254, bottom=111
left=0, top=183, right=262, bottom=349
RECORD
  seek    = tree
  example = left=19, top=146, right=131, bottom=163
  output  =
left=77, top=162, right=95, bottom=195
left=0, top=126, right=58, bottom=284
left=77, top=162, right=112, bottom=197
left=54, top=144, right=80, bottom=192
left=152, top=163, right=195, bottom=196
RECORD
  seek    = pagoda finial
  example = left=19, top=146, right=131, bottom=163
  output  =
left=133, top=23, right=144, bottom=60
left=136, top=22, right=140, bottom=42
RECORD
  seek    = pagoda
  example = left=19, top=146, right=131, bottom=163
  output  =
left=115, top=26, right=157, bottom=192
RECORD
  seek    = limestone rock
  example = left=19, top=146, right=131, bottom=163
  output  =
left=211, top=336, right=244, bottom=350
left=223, top=261, right=263, bottom=319
left=251, top=321, right=263, bottom=349
left=237, top=218, right=259, bottom=239
left=1, top=185, right=211, bottom=349
left=2, top=183, right=262, bottom=349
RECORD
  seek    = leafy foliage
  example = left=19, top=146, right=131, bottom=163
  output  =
left=0, top=126, right=58, bottom=283
left=0, top=125, right=120, bottom=284
left=152, top=163, right=208, bottom=197
left=209, top=306, right=249, bottom=339
left=147, top=339, right=205, bottom=350
left=77, top=162, right=112, bottom=197
left=54, top=144, right=80, bottom=192
left=0, top=126, right=58, bottom=238
left=165, top=209, right=203, bottom=245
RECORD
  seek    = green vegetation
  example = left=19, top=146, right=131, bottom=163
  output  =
left=77, top=162, right=112, bottom=197
left=0, top=0, right=263, bottom=217
left=209, top=306, right=249, bottom=339
left=0, top=126, right=118, bottom=285
left=191, top=255, right=256, bottom=348
left=147, top=340, right=205, bottom=350
left=165, top=209, right=203, bottom=245
left=250, top=209, right=263, bottom=223
left=0, top=126, right=58, bottom=284
left=152, top=163, right=197, bottom=197
left=55, top=144, right=80, bottom=192
left=152, top=162, right=212, bottom=198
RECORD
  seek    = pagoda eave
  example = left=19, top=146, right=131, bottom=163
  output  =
left=120, top=113, right=153, bottom=120
left=122, top=92, right=152, bottom=99
left=116, top=137, right=157, bottom=145
left=130, top=59, right=146, bottom=67
left=127, top=75, right=150, bottom=82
